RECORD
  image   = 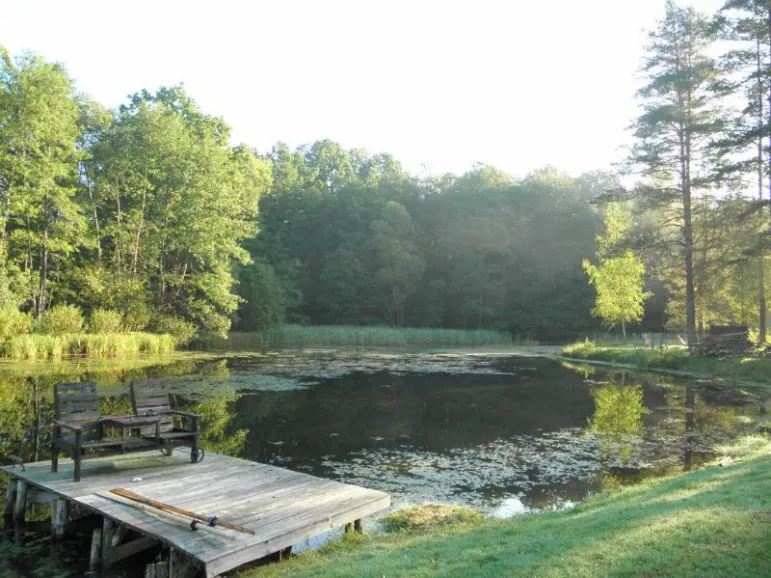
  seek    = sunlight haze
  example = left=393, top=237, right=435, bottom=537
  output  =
left=2, top=0, right=726, bottom=176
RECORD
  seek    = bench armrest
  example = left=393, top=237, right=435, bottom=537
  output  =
left=167, top=410, right=200, bottom=419
left=51, top=420, right=83, bottom=432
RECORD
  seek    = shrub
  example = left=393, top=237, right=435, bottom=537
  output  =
left=149, top=315, right=196, bottom=345
left=89, top=309, right=123, bottom=333
left=0, top=307, right=32, bottom=339
left=123, top=304, right=151, bottom=332
left=562, top=338, right=597, bottom=358
left=36, top=305, right=85, bottom=335
left=382, top=504, right=483, bottom=531
left=649, top=346, right=689, bottom=369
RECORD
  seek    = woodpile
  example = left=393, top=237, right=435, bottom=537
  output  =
left=692, top=325, right=751, bottom=356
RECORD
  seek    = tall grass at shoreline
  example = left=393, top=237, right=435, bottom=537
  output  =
left=194, top=325, right=517, bottom=350
left=0, top=332, right=176, bottom=360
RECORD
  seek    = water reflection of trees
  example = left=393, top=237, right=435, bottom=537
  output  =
left=587, top=379, right=649, bottom=463
left=581, top=368, right=764, bottom=476
left=0, top=357, right=249, bottom=467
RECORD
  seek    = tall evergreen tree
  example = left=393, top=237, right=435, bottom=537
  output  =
left=716, top=0, right=771, bottom=344
left=630, top=1, right=725, bottom=347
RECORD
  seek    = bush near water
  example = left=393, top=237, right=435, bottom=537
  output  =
left=0, top=305, right=179, bottom=359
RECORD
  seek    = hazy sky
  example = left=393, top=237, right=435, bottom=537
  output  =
left=1, top=0, right=727, bottom=177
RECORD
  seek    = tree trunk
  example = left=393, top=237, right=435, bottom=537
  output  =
left=621, top=319, right=626, bottom=340
left=86, top=177, right=102, bottom=265
left=131, top=189, right=147, bottom=275
left=679, top=116, right=697, bottom=348
left=758, top=36, right=767, bottom=345
left=38, top=223, right=48, bottom=317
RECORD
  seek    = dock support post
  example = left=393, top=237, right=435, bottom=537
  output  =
left=3, top=478, right=16, bottom=526
left=102, top=518, right=115, bottom=567
left=112, top=523, right=128, bottom=547
left=51, top=499, right=69, bottom=540
left=13, top=479, right=27, bottom=524
left=89, top=528, right=102, bottom=574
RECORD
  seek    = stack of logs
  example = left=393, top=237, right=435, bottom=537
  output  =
left=692, top=325, right=752, bottom=356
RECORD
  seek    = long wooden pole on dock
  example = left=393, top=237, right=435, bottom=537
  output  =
left=97, top=492, right=235, bottom=539
left=110, top=488, right=255, bottom=535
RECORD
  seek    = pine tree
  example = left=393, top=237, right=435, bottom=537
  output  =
left=630, top=1, right=725, bottom=347
left=716, top=0, right=771, bottom=344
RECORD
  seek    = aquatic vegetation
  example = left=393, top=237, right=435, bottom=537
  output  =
left=194, top=325, right=516, bottom=350
left=240, top=435, right=771, bottom=578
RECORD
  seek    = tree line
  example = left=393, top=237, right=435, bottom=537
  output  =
left=3, top=0, right=771, bottom=345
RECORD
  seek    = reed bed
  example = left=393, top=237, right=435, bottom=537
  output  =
left=0, top=332, right=177, bottom=360
left=194, top=325, right=515, bottom=350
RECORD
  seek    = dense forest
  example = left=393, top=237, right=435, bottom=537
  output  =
left=3, top=0, right=771, bottom=344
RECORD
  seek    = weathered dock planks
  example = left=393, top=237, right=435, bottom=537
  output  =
left=1, top=448, right=390, bottom=577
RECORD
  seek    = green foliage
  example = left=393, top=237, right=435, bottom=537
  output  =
left=583, top=205, right=651, bottom=334
left=0, top=332, right=175, bottom=359
left=237, top=258, right=285, bottom=332
left=0, top=307, right=31, bottom=339
left=35, top=304, right=84, bottom=334
left=561, top=338, right=597, bottom=358
left=588, top=382, right=650, bottom=461
left=369, top=201, right=424, bottom=326
left=149, top=314, right=196, bottom=345
left=559, top=343, right=771, bottom=384
left=89, top=308, right=123, bottom=333
left=0, top=49, right=84, bottom=316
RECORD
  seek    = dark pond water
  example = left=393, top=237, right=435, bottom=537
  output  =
left=0, top=351, right=767, bottom=574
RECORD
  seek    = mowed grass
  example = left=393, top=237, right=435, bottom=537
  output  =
left=241, top=436, right=771, bottom=578
left=195, top=325, right=516, bottom=350
left=560, top=340, right=771, bottom=384
left=0, top=332, right=176, bottom=360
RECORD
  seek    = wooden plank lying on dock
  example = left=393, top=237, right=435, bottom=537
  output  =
left=1, top=448, right=390, bottom=577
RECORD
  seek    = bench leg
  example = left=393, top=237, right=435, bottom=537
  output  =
left=74, top=431, right=82, bottom=482
left=51, top=446, right=58, bottom=473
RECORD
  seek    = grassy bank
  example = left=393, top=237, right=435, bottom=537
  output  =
left=560, top=340, right=771, bottom=385
left=0, top=332, right=176, bottom=360
left=194, top=325, right=516, bottom=350
left=242, top=435, right=771, bottom=578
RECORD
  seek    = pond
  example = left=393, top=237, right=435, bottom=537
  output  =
left=0, top=350, right=767, bottom=573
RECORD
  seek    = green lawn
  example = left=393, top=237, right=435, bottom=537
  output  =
left=241, top=436, right=771, bottom=578
left=559, top=341, right=771, bottom=385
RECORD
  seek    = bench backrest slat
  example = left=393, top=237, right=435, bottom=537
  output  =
left=54, top=382, right=102, bottom=441
left=130, top=380, right=174, bottom=433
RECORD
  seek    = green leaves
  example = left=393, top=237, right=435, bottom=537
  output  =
left=583, top=205, right=651, bottom=333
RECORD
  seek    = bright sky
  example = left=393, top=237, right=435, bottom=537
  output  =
left=2, top=0, right=727, bottom=178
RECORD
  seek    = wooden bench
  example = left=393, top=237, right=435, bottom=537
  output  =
left=129, top=380, right=203, bottom=463
left=51, top=382, right=151, bottom=482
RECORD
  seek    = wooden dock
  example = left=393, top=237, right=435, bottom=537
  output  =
left=1, top=448, right=390, bottom=577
